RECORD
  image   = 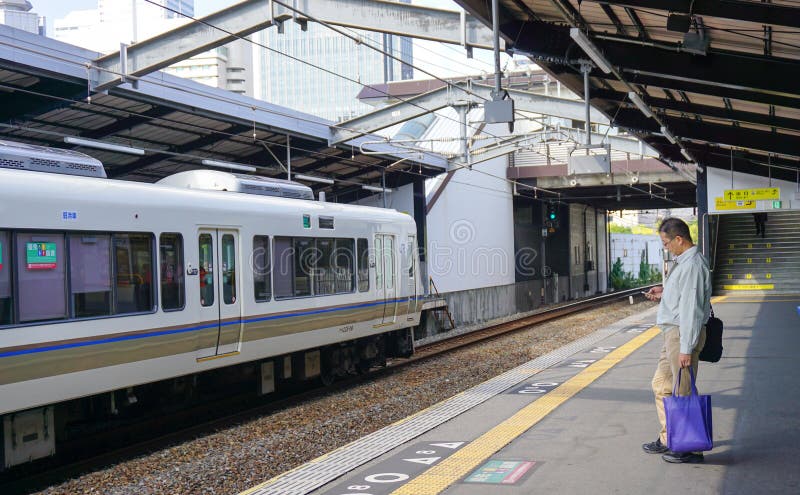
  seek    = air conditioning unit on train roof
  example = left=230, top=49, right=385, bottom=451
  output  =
left=0, top=139, right=107, bottom=178
left=157, top=170, right=314, bottom=200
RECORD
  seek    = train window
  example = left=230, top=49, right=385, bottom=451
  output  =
left=0, top=230, right=12, bottom=325
left=16, top=232, right=67, bottom=322
left=334, top=238, right=355, bottom=293
left=273, top=237, right=293, bottom=299
left=293, top=238, right=313, bottom=297
left=160, top=233, right=185, bottom=311
left=357, top=238, right=369, bottom=292
left=252, top=236, right=271, bottom=302
left=114, top=234, right=154, bottom=314
left=69, top=234, right=112, bottom=318
left=221, top=234, right=237, bottom=304
left=314, top=238, right=335, bottom=296
left=199, top=234, right=214, bottom=306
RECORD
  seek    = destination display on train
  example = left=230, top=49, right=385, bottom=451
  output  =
left=26, top=242, right=57, bottom=270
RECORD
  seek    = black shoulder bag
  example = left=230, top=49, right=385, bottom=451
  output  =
left=699, top=306, right=723, bottom=363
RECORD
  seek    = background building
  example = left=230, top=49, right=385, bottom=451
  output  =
left=252, top=17, right=413, bottom=122
left=0, top=0, right=44, bottom=34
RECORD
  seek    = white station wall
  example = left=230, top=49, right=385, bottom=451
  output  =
left=352, top=182, right=415, bottom=215
left=425, top=155, right=516, bottom=293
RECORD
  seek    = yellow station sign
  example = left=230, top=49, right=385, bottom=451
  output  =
left=722, top=187, right=780, bottom=201
left=715, top=197, right=755, bottom=210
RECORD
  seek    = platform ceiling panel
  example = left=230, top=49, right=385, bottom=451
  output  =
left=454, top=0, right=800, bottom=182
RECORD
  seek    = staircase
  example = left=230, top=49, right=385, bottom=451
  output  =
left=428, top=277, right=456, bottom=330
left=713, top=211, right=800, bottom=295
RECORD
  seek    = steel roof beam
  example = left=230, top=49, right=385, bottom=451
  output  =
left=107, top=124, right=250, bottom=178
left=591, top=89, right=800, bottom=133
left=617, top=109, right=800, bottom=158
left=605, top=72, right=799, bottom=110
left=624, top=8, right=650, bottom=41
left=600, top=4, right=628, bottom=36
left=79, top=106, right=176, bottom=140
left=329, top=82, right=611, bottom=145
left=511, top=21, right=800, bottom=100
left=579, top=0, right=800, bottom=29
left=92, top=0, right=499, bottom=91
left=685, top=146, right=800, bottom=182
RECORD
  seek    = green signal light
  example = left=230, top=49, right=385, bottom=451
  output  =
left=549, top=213, right=556, bottom=219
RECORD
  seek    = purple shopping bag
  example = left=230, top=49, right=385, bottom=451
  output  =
left=663, top=367, right=713, bottom=452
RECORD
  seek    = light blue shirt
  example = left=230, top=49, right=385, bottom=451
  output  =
left=656, top=246, right=712, bottom=354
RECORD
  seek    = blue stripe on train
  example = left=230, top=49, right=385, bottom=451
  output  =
left=0, top=297, right=419, bottom=359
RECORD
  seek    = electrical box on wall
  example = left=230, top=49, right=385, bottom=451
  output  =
left=568, top=154, right=610, bottom=175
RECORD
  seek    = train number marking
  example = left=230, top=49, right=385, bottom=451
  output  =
left=339, top=324, right=354, bottom=333
left=514, top=381, right=560, bottom=395
left=402, top=456, right=441, bottom=465
left=589, top=346, right=616, bottom=353
left=567, top=359, right=596, bottom=368
left=328, top=441, right=464, bottom=495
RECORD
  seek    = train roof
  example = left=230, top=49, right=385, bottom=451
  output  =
left=0, top=167, right=413, bottom=226
left=156, top=170, right=315, bottom=201
left=0, top=139, right=106, bottom=178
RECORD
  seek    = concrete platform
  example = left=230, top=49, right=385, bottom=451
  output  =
left=245, top=295, right=800, bottom=495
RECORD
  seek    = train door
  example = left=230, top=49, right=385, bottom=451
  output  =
left=197, top=229, right=242, bottom=359
left=406, top=235, right=418, bottom=318
left=375, top=233, right=397, bottom=324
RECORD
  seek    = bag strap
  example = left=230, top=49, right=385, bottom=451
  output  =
left=673, top=366, right=699, bottom=397
left=710, top=304, right=715, bottom=319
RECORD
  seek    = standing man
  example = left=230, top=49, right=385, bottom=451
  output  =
left=642, top=218, right=712, bottom=464
left=752, top=212, right=768, bottom=239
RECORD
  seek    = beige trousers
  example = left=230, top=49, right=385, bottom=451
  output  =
left=652, top=326, right=707, bottom=444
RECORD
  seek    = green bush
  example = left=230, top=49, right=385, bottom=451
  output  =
left=610, top=256, right=661, bottom=290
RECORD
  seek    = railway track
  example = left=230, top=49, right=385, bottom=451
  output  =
left=1, top=287, right=654, bottom=494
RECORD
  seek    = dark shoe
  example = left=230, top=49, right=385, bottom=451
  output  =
left=642, top=438, right=669, bottom=454
left=662, top=451, right=704, bottom=463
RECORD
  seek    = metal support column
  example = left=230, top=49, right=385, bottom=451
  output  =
left=697, top=164, right=710, bottom=258
left=582, top=63, right=592, bottom=146
left=286, top=134, right=292, bottom=180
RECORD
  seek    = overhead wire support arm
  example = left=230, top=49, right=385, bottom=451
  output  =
left=483, top=0, right=515, bottom=131
left=91, top=0, right=500, bottom=92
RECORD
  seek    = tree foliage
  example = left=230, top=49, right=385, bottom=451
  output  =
left=610, top=253, right=662, bottom=290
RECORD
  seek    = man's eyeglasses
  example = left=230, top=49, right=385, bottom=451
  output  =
left=662, top=236, right=680, bottom=247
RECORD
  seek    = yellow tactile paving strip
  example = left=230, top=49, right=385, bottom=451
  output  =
left=713, top=295, right=800, bottom=303
left=390, top=326, right=661, bottom=495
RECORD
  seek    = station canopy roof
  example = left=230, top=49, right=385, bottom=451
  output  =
left=455, top=0, right=800, bottom=184
left=0, top=25, right=447, bottom=201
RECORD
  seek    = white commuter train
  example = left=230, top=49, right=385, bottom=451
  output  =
left=0, top=140, right=423, bottom=468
